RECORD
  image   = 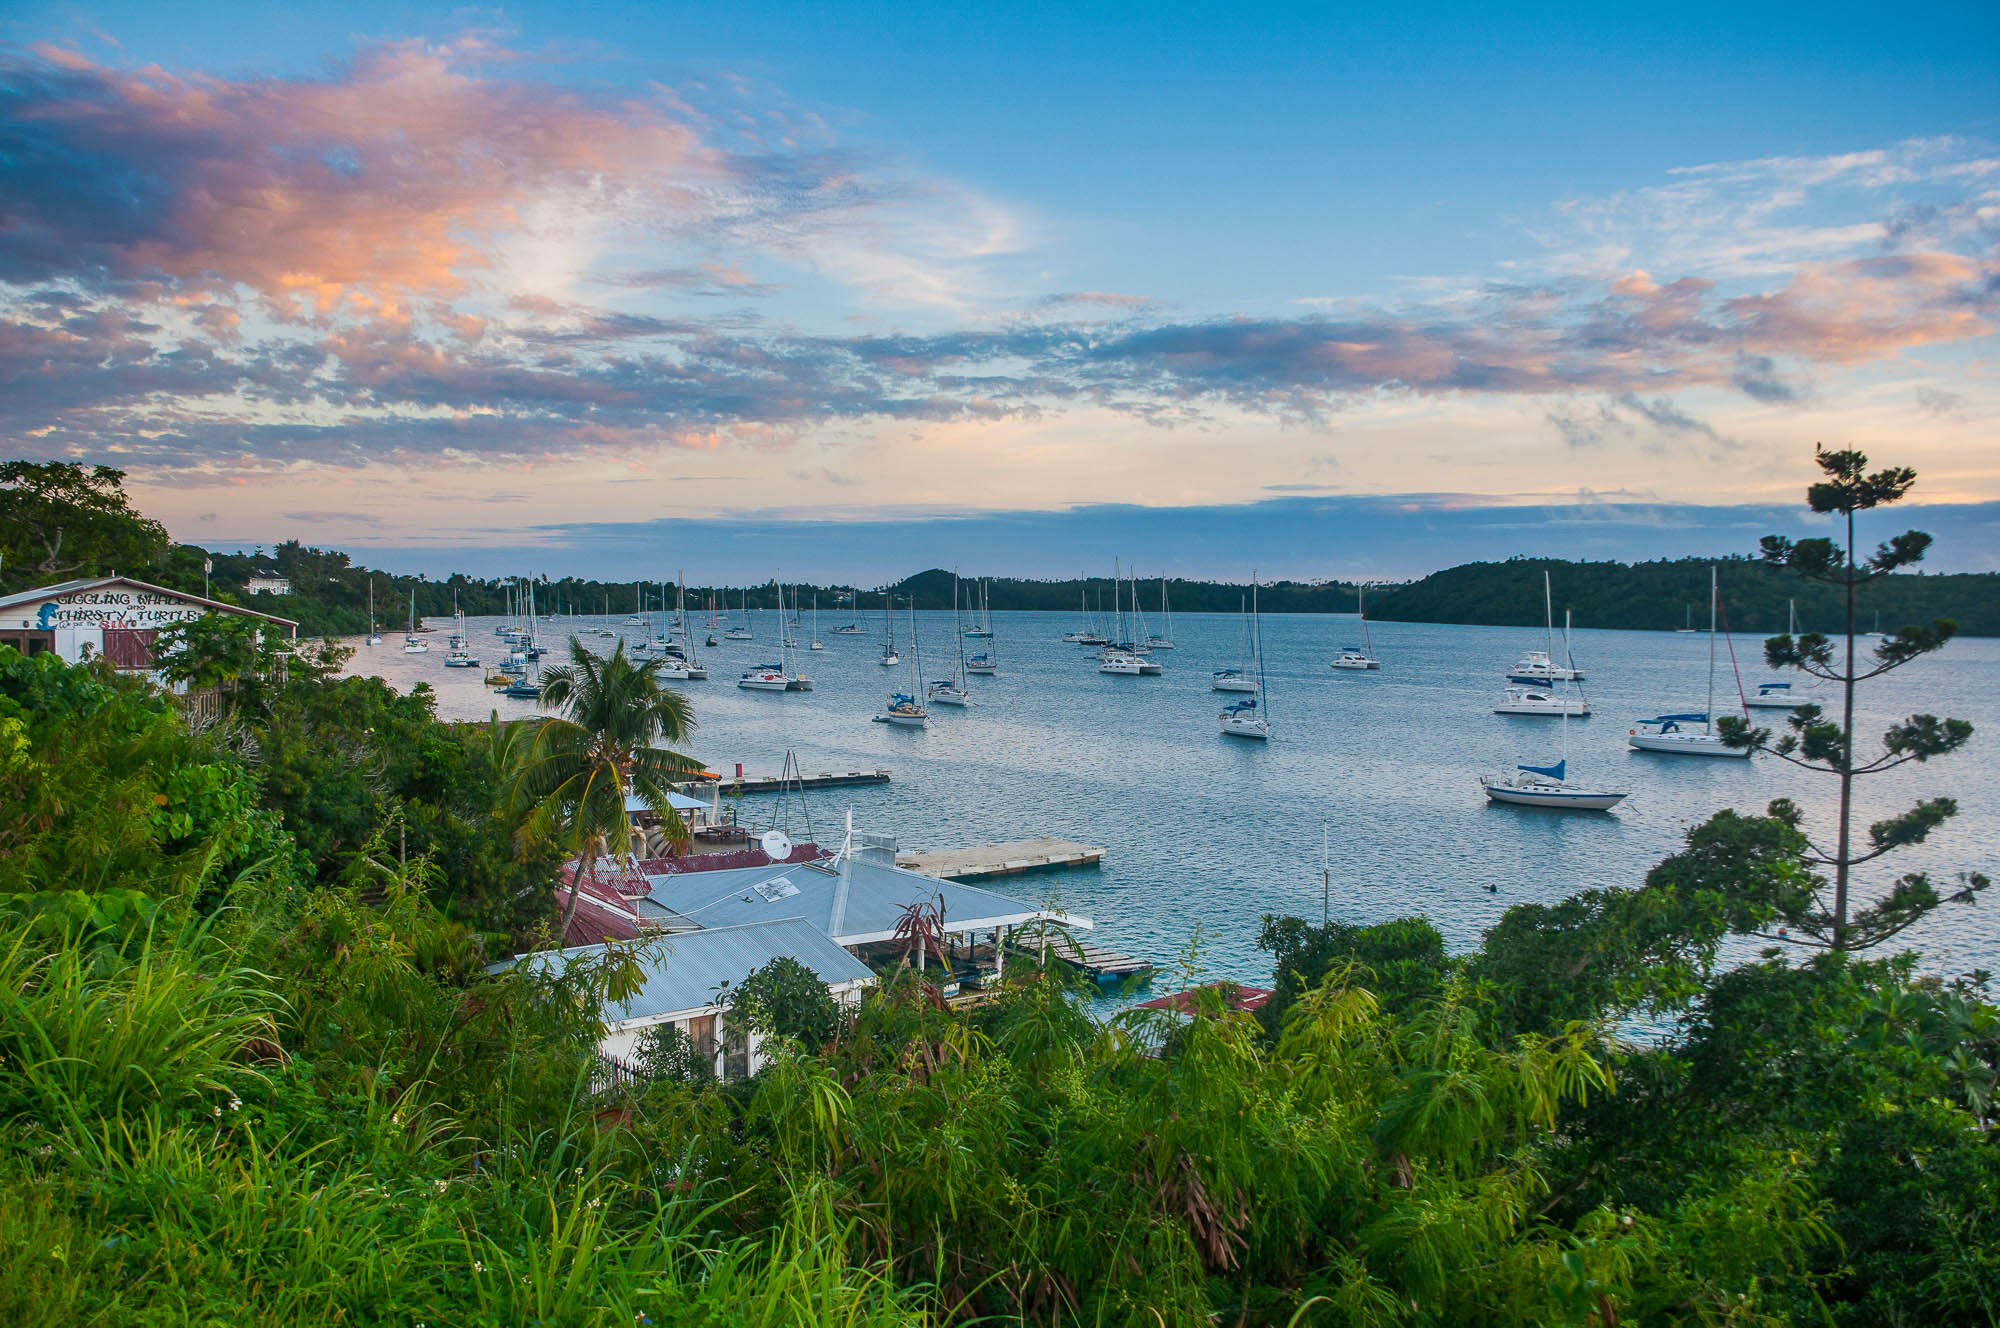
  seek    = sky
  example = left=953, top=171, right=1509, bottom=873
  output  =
left=3, top=2, right=1998, bottom=580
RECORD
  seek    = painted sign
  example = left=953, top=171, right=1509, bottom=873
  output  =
left=33, top=588, right=209, bottom=631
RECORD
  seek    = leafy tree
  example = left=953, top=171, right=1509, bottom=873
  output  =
left=727, top=955, right=844, bottom=1050
left=511, top=640, right=702, bottom=939
left=0, top=461, right=171, bottom=591
left=1725, top=446, right=1986, bottom=951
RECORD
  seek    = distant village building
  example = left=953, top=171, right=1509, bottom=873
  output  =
left=0, top=576, right=298, bottom=671
left=246, top=568, right=292, bottom=595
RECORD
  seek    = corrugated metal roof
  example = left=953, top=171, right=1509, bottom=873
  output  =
left=500, top=919, right=876, bottom=1022
left=0, top=576, right=300, bottom=628
left=640, top=854, right=1089, bottom=945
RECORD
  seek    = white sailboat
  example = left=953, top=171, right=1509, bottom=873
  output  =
left=965, top=581, right=998, bottom=673
left=1329, top=583, right=1380, bottom=670
left=929, top=572, right=971, bottom=706
left=1745, top=600, right=1810, bottom=709
left=1483, top=615, right=1625, bottom=809
left=875, top=600, right=928, bottom=726
left=879, top=593, right=901, bottom=666
left=1214, top=594, right=1261, bottom=692
left=1219, top=577, right=1271, bottom=739
left=1146, top=577, right=1175, bottom=650
left=402, top=592, right=429, bottom=653
left=1628, top=566, right=1751, bottom=758
left=366, top=579, right=383, bottom=646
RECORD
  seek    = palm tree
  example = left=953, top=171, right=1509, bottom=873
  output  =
left=511, top=639, right=702, bottom=941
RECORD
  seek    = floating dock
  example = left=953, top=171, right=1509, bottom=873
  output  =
left=1062, top=942, right=1155, bottom=990
left=695, top=769, right=892, bottom=794
left=897, top=837, right=1105, bottom=881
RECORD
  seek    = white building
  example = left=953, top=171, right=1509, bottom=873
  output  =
left=500, top=918, right=878, bottom=1080
left=246, top=568, right=292, bottom=596
left=0, top=576, right=298, bottom=670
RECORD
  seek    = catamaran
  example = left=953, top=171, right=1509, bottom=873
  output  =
left=1629, top=566, right=1751, bottom=758
left=929, top=572, right=972, bottom=706
left=1329, top=583, right=1381, bottom=670
left=1506, top=572, right=1584, bottom=683
left=1219, top=577, right=1272, bottom=739
left=874, top=600, right=928, bottom=725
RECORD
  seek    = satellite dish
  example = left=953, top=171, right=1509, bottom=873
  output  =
left=760, top=829, right=793, bottom=861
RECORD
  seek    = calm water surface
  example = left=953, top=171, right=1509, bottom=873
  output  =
left=346, top=609, right=2000, bottom=986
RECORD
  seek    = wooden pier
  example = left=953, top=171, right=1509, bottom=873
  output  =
left=693, top=769, right=892, bottom=794
left=1062, top=942, right=1155, bottom=989
left=897, top=837, right=1105, bottom=882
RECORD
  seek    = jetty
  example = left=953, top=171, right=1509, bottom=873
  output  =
left=1062, top=942, right=1156, bottom=990
left=699, top=768, right=892, bottom=794
left=897, top=837, right=1105, bottom=881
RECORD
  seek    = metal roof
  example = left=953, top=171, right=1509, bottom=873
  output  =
left=499, top=918, right=877, bottom=1023
left=640, top=853, right=1091, bottom=947
left=0, top=576, right=300, bottom=629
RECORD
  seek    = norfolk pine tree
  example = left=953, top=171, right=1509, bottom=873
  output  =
left=1722, top=446, right=1988, bottom=951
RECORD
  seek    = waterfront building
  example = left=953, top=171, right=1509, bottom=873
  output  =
left=0, top=576, right=298, bottom=670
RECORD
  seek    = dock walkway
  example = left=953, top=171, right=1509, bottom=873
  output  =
left=897, top=837, right=1105, bottom=881
left=692, top=769, right=891, bottom=794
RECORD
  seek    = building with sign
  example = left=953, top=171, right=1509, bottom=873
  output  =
left=0, top=576, right=298, bottom=671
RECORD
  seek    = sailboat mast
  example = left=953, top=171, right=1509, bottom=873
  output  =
left=1706, top=565, right=1719, bottom=733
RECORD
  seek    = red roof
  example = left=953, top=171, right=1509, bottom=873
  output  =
left=1133, top=982, right=1274, bottom=1015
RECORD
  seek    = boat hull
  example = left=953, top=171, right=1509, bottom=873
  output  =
left=1481, top=780, right=1626, bottom=810
left=1627, top=731, right=1748, bottom=757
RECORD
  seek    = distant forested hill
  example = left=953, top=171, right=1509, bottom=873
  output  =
left=1364, top=556, right=2000, bottom=637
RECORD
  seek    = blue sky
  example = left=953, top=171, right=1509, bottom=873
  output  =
left=4, top=2, right=1997, bottom=579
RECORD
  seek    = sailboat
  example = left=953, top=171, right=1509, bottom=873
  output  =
left=366, top=579, right=383, bottom=646
left=1146, top=577, right=1176, bottom=650
left=1329, top=583, right=1381, bottom=670
left=929, top=572, right=971, bottom=706
left=658, top=575, right=707, bottom=680
left=402, top=592, right=429, bottom=653
left=966, top=580, right=998, bottom=674
left=833, top=592, right=866, bottom=635
left=879, top=593, right=901, bottom=666
left=1745, top=599, right=1810, bottom=709
left=1506, top=571, right=1583, bottom=683
left=444, top=598, right=480, bottom=667
left=1219, top=577, right=1271, bottom=739
left=1628, top=566, right=1751, bottom=758
left=1213, top=595, right=1262, bottom=692
left=1481, top=642, right=1627, bottom=810
left=874, top=599, right=928, bottom=726
left=725, top=587, right=754, bottom=640
left=1494, top=608, right=1590, bottom=714
left=963, top=576, right=993, bottom=639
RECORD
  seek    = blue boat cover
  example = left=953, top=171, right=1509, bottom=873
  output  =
left=1519, top=760, right=1566, bottom=780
